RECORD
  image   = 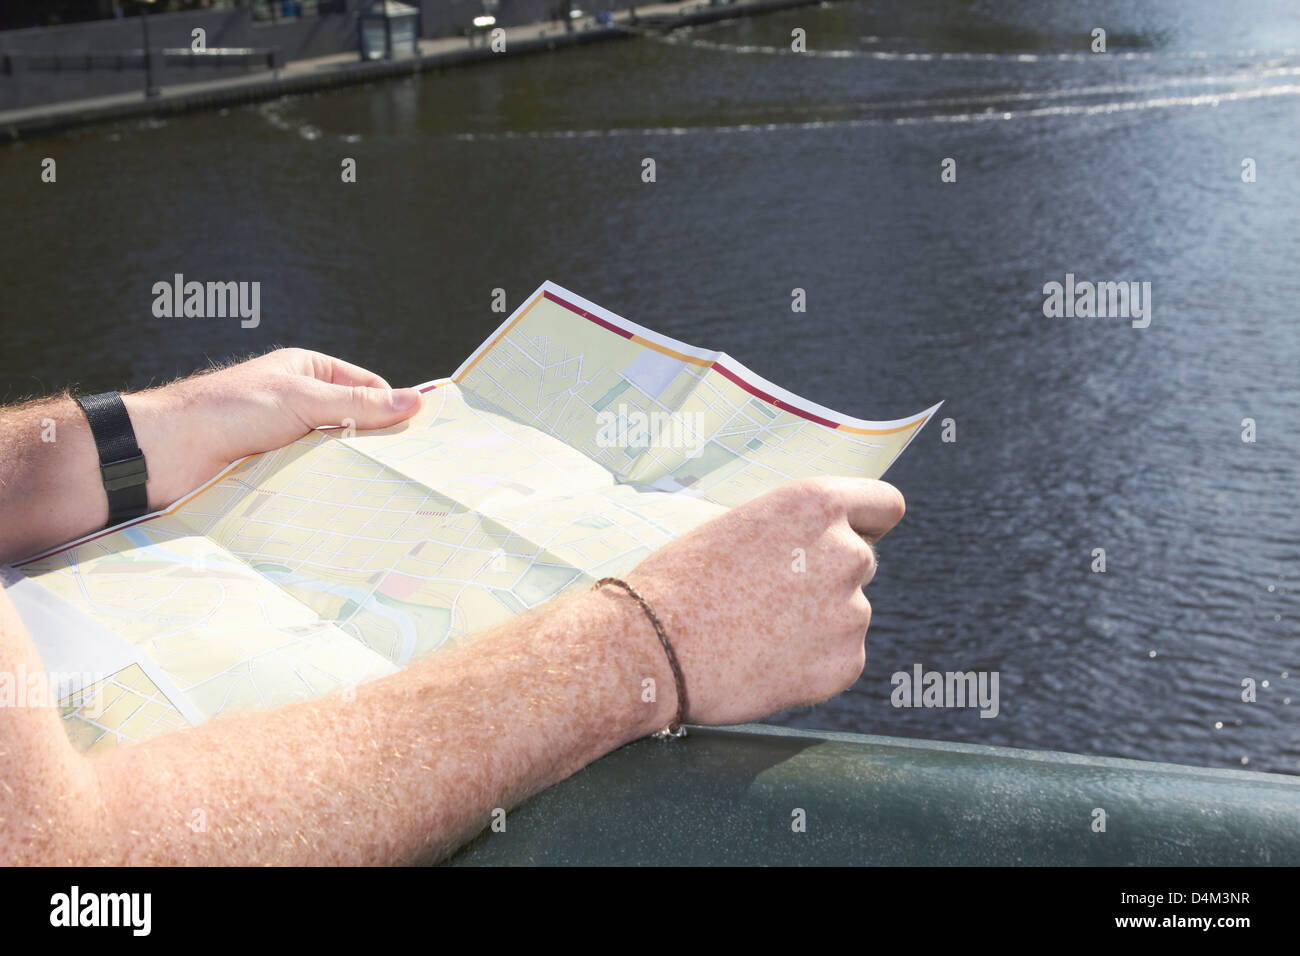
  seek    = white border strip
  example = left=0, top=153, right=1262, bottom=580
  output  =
left=466, top=280, right=942, bottom=432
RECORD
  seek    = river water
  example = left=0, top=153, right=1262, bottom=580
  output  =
left=2, top=0, right=1297, bottom=774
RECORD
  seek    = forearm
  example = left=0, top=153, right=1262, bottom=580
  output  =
left=0, top=388, right=207, bottom=563
left=1, top=351, right=423, bottom=565
left=47, top=587, right=668, bottom=865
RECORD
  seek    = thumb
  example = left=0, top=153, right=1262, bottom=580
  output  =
left=307, top=381, right=423, bottom=432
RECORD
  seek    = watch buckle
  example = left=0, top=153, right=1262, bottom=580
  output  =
left=101, top=453, right=148, bottom=492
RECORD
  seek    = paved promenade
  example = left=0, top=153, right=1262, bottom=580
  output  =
left=0, top=0, right=824, bottom=140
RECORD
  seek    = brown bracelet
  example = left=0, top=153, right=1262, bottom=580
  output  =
left=593, top=576, right=688, bottom=739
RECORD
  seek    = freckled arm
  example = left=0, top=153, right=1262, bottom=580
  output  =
left=0, top=584, right=671, bottom=865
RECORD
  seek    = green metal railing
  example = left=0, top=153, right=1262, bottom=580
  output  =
left=449, top=723, right=1300, bottom=865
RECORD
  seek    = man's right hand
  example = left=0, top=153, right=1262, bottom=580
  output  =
left=624, top=476, right=906, bottom=727
left=0, top=471, right=906, bottom=865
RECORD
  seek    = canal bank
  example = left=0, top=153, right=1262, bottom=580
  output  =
left=0, top=0, right=828, bottom=142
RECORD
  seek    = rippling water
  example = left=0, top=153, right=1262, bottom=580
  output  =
left=1, top=0, right=1297, bottom=773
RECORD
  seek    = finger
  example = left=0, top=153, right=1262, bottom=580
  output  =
left=817, top=477, right=907, bottom=541
left=303, top=380, right=422, bottom=431
left=848, top=589, right=872, bottom=635
left=306, top=352, right=393, bottom=391
left=828, top=524, right=878, bottom=590
left=860, top=539, right=878, bottom=588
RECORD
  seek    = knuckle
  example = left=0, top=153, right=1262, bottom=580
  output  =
left=829, top=594, right=862, bottom=638
left=828, top=525, right=875, bottom=581
left=275, top=346, right=319, bottom=375
left=834, top=641, right=867, bottom=691
left=790, top=476, right=837, bottom=521
left=851, top=642, right=867, bottom=680
left=858, top=541, right=877, bottom=584
left=876, top=481, right=906, bottom=524
left=848, top=592, right=872, bottom=634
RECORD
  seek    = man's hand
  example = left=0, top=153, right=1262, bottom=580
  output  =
left=124, top=348, right=424, bottom=509
left=0, top=467, right=906, bottom=865
left=0, top=349, right=422, bottom=563
left=620, top=476, right=905, bottom=726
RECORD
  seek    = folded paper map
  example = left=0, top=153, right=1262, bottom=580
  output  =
left=3, top=281, right=940, bottom=752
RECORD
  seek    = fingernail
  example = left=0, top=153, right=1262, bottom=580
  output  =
left=390, top=389, right=420, bottom=412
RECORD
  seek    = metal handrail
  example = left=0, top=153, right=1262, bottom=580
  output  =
left=3, top=48, right=276, bottom=72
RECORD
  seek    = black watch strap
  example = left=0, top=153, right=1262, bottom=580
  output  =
left=75, top=391, right=150, bottom=525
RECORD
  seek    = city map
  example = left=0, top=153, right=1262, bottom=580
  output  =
left=4, top=281, right=940, bottom=752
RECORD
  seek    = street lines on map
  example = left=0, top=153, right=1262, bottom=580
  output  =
left=59, top=664, right=189, bottom=752
left=453, top=291, right=544, bottom=383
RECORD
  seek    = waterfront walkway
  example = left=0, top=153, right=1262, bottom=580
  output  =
left=0, top=0, right=821, bottom=140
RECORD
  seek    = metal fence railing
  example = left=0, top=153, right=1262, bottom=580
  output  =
left=2, top=48, right=278, bottom=73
